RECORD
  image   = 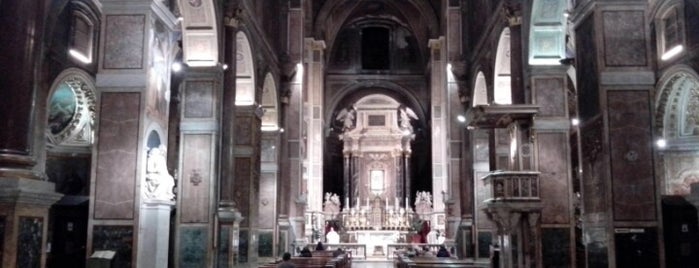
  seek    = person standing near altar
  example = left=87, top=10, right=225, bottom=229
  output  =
left=326, top=227, right=340, bottom=244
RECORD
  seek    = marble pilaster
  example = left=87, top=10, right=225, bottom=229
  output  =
left=136, top=200, right=175, bottom=268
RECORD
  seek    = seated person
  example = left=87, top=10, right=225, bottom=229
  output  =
left=405, top=247, right=417, bottom=257
left=315, top=242, right=325, bottom=251
left=300, top=246, right=313, bottom=257
left=436, top=246, right=450, bottom=257
left=332, top=247, right=344, bottom=257
left=277, top=252, right=296, bottom=268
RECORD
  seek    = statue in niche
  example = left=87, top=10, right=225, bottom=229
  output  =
left=336, top=107, right=357, bottom=131
left=144, top=145, right=176, bottom=201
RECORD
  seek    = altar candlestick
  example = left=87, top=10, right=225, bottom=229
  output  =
left=395, top=197, right=399, bottom=208
left=405, top=198, right=408, bottom=209
left=345, top=197, right=349, bottom=209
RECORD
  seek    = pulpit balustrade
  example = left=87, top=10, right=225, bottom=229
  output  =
left=482, top=171, right=540, bottom=202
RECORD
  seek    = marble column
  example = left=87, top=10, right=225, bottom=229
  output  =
left=216, top=13, right=239, bottom=267
left=303, top=38, right=326, bottom=214
left=217, top=208, right=244, bottom=267
left=429, top=37, right=448, bottom=214
left=0, top=1, right=64, bottom=265
left=233, top=103, right=263, bottom=264
left=281, top=0, right=306, bottom=252
left=343, top=153, right=351, bottom=207
left=137, top=200, right=175, bottom=268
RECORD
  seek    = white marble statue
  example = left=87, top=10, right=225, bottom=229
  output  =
left=336, top=107, right=357, bottom=131
left=144, top=145, right=175, bottom=201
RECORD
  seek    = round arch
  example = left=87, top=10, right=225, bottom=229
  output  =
left=473, top=71, right=488, bottom=107
left=314, top=0, right=439, bottom=61
left=46, top=68, right=96, bottom=148
left=325, top=81, right=427, bottom=130
left=177, top=0, right=219, bottom=67
left=654, top=65, right=699, bottom=196
left=261, top=73, right=279, bottom=131
left=235, top=31, right=256, bottom=106
left=494, top=28, right=512, bottom=105
left=655, top=65, right=699, bottom=139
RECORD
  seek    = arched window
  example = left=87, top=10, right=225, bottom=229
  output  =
left=235, top=31, right=256, bottom=106
left=494, top=28, right=512, bottom=105
left=261, top=73, right=279, bottom=131
left=472, top=71, right=488, bottom=107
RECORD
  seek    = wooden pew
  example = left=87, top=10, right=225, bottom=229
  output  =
left=394, top=255, right=489, bottom=268
left=258, top=253, right=350, bottom=268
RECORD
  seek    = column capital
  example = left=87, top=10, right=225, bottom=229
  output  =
left=0, top=178, right=62, bottom=207
left=304, top=38, right=327, bottom=51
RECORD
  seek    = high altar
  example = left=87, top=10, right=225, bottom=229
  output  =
left=318, top=95, right=438, bottom=256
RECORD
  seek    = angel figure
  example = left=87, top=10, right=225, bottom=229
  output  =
left=398, top=106, right=418, bottom=132
left=336, top=107, right=357, bottom=131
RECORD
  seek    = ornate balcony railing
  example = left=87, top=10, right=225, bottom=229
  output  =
left=482, top=171, right=540, bottom=202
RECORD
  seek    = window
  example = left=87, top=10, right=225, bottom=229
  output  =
left=362, top=27, right=390, bottom=70
left=658, top=5, right=685, bottom=61
left=69, top=12, right=94, bottom=63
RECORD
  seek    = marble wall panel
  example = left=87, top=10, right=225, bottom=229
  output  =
left=103, top=15, right=145, bottom=69
left=538, top=133, right=570, bottom=224
left=581, top=117, right=606, bottom=216
left=17, top=217, right=42, bottom=268
left=235, top=116, right=253, bottom=145
left=576, top=16, right=599, bottom=120
left=235, top=157, right=251, bottom=226
left=259, top=172, right=276, bottom=229
left=288, top=11, right=302, bottom=60
left=181, top=134, right=212, bottom=223
left=614, top=228, right=659, bottom=267
left=0, top=216, right=4, bottom=264
left=278, top=230, right=287, bottom=257
left=475, top=171, right=492, bottom=228
left=602, top=11, right=647, bottom=67
left=477, top=231, right=492, bottom=258
left=542, top=228, right=570, bottom=268
left=92, top=225, right=133, bottom=268
left=608, top=91, right=655, bottom=221
left=238, top=229, right=249, bottom=263
left=587, top=240, right=608, bottom=267
left=258, top=231, right=274, bottom=257
left=179, top=227, right=208, bottom=268
left=182, top=0, right=212, bottom=28
left=217, top=225, right=230, bottom=268
left=533, top=77, right=566, bottom=117
left=184, top=81, right=214, bottom=118
left=95, top=92, right=140, bottom=219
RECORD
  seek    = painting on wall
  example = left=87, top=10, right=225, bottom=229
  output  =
left=48, top=83, right=77, bottom=134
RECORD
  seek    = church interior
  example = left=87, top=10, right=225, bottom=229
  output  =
left=1, top=0, right=699, bottom=267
